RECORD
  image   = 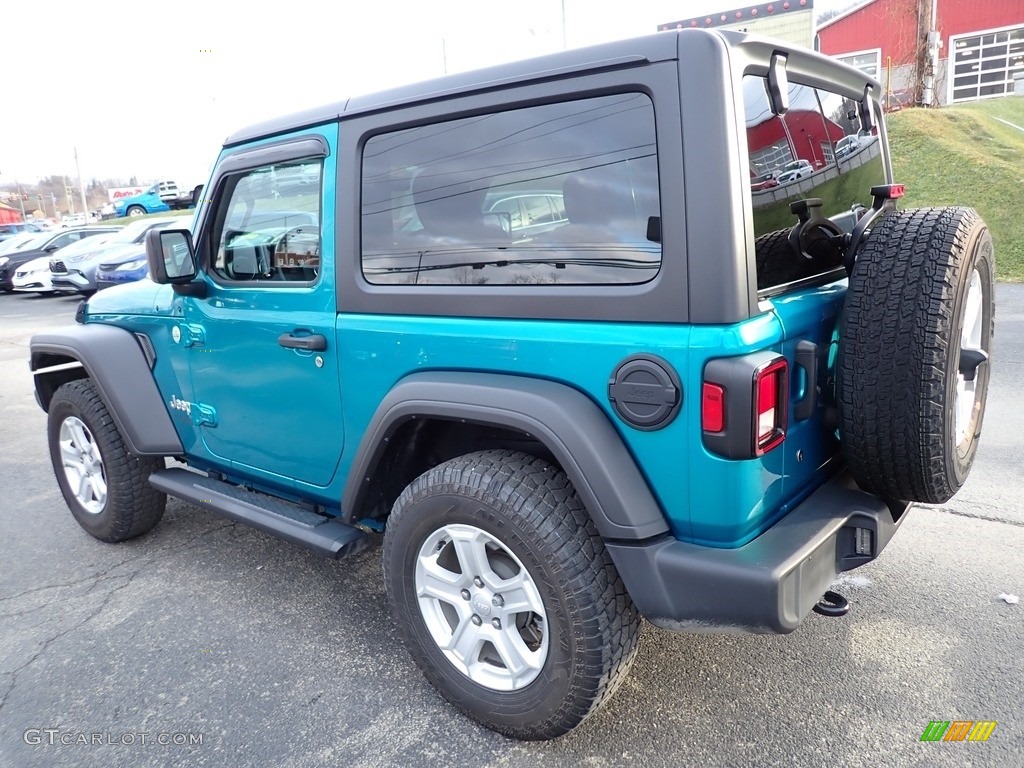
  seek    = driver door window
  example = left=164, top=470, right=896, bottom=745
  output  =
left=210, top=159, right=322, bottom=284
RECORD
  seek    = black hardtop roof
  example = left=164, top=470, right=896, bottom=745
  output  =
left=222, top=28, right=877, bottom=148
left=223, top=30, right=682, bottom=147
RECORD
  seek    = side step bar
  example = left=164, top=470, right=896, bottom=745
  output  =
left=150, top=467, right=370, bottom=558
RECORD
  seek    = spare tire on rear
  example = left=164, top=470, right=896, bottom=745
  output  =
left=838, top=207, right=994, bottom=504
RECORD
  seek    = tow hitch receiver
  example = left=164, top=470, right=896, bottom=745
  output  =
left=812, top=590, right=850, bottom=617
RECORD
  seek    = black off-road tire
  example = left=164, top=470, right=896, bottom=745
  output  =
left=383, top=449, right=641, bottom=740
left=755, top=228, right=843, bottom=290
left=838, top=207, right=995, bottom=503
left=47, top=379, right=166, bottom=542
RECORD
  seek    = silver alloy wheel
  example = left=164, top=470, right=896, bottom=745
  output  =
left=415, top=523, right=548, bottom=691
left=58, top=416, right=107, bottom=514
left=955, top=268, right=984, bottom=446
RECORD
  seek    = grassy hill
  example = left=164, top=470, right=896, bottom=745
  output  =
left=887, top=97, right=1024, bottom=281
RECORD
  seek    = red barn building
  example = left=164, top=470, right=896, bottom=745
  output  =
left=748, top=108, right=847, bottom=172
left=0, top=202, right=24, bottom=225
left=817, top=0, right=1024, bottom=106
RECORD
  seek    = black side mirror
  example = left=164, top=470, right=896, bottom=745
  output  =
left=45, top=245, right=59, bottom=252
left=767, top=52, right=790, bottom=116
left=146, top=228, right=197, bottom=284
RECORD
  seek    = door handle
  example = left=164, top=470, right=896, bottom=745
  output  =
left=278, top=332, right=327, bottom=351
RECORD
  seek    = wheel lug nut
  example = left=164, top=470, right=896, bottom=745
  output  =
left=492, top=594, right=504, bottom=607
left=471, top=615, right=482, bottom=626
left=491, top=618, right=501, bottom=629
left=460, top=589, right=471, bottom=601
left=473, top=576, right=484, bottom=588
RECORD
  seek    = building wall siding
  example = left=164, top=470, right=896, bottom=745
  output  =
left=819, top=0, right=1022, bottom=66
left=818, top=0, right=1023, bottom=105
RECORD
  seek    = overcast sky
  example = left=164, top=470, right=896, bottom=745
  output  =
left=1, top=0, right=854, bottom=185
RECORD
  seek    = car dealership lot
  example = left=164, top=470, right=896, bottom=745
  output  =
left=0, top=289, right=1021, bottom=768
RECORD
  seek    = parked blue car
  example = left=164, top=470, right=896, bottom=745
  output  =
left=112, top=185, right=169, bottom=218
left=94, top=245, right=149, bottom=290
left=112, top=181, right=200, bottom=218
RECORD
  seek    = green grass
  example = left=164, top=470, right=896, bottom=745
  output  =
left=887, top=98, right=1024, bottom=281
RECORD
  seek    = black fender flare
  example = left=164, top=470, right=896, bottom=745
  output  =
left=342, top=371, right=670, bottom=540
left=30, top=324, right=183, bottom=456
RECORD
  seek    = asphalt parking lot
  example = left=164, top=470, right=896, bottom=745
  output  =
left=0, top=288, right=1022, bottom=768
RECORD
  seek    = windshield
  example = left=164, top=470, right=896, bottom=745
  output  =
left=56, top=233, right=118, bottom=257
left=0, top=233, right=45, bottom=254
left=119, top=216, right=191, bottom=244
left=6, top=233, right=50, bottom=252
left=110, top=219, right=159, bottom=243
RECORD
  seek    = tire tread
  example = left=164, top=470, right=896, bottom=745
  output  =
left=49, top=379, right=165, bottom=542
left=384, top=449, right=641, bottom=740
left=838, top=206, right=993, bottom=503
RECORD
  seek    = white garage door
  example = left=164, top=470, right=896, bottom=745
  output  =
left=950, top=24, right=1024, bottom=103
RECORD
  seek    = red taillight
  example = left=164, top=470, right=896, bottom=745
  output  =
left=702, top=383, right=725, bottom=432
left=753, top=359, right=788, bottom=455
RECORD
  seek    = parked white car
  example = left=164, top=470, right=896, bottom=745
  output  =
left=774, top=158, right=814, bottom=183
left=835, top=135, right=861, bottom=159
left=15, top=231, right=120, bottom=293
left=12, top=255, right=56, bottom=293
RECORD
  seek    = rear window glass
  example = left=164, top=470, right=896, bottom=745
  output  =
left=744, top=75, right=885, bottom=292
left=361, top=93, right=661, bottom=286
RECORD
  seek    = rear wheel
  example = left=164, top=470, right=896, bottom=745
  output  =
left=383, top=449, right=640, bottom=740
left=838, top=207, right=995, bottom=503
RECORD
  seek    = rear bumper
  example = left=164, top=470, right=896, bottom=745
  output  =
left=606, top=471, right=910, bottom=634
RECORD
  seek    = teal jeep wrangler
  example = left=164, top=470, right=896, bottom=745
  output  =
left=30, top=29, right=994, bottom=740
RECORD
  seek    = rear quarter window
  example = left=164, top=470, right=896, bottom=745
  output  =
left=360, top=93, right=662, bottom=286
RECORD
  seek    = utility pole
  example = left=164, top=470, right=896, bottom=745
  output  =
left=917, top=0, right=939, bottom=106
left=14, top=177, right=27, bottom=220
left=75, top=146, right=89, bottom=217
left=561, top=0, right=567, bottom=49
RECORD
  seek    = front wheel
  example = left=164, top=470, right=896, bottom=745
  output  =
left=383, top=450, right=640, bottom=740
left=47, top=379, right=166, bottom=541
left=126, top=205, right=146, bottom=217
